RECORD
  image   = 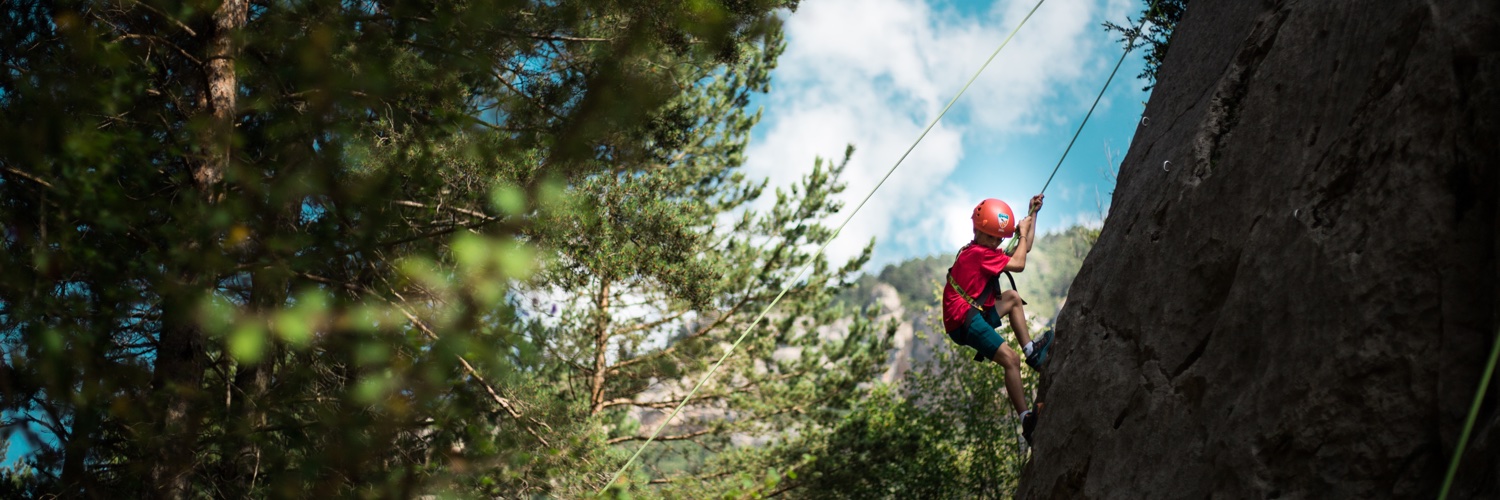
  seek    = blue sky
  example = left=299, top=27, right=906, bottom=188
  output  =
left=744, top=0, right=1152, bottom=269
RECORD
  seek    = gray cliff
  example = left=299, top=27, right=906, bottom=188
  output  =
left=1020, top=1, right=1500, bottom=497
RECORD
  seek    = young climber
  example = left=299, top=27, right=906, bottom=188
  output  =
left=942, top=195, right=1053, bottom=444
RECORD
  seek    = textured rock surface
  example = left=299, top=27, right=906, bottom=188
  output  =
left=1019, top=1, right=1500, bottom=498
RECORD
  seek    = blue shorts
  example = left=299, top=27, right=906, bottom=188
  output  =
left=947, top=306, right=1005, bottom=362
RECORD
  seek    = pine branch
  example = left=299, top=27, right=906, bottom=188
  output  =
left=1, top=165, right=55, bottom=190
left=645, top=470, right=735, bottom=485
left=372, top=212, right=516, bottom=249
left=605, top=426, right=713, bottom=445
left=110, top=33, right=203, bottom=66
left=604, top=291, right=759, bottom=373
left=296, top=271, right=555, bottom=446
left=393, top=199, right=496, bottom=220
left=127, top=0, right=198, bottom=37
left=611, top=308, right=692, bottom=337
left=506, top=31, right=611, bottom=43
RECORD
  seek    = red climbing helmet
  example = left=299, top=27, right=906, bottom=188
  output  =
left=972, top=198, right=1016, bottom=238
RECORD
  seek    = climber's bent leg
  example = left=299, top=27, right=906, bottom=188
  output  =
left=991, top=344, right=1028, bottom=415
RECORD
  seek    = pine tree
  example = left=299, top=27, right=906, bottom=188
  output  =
left=0, top=0, right=829, bottom=496
left=767, top=310, right=1045, bottom=498
left=527, top=140, right=893, bottom=492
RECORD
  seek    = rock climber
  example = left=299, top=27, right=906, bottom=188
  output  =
left=942, top=194, right=1053, bottom=445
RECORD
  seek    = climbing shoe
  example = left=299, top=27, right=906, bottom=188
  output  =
left=1025, top=330, right=1054, bottom=370
left=1021, top=404, right=1042, bottom=445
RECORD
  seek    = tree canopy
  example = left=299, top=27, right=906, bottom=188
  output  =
left=0, top=0, right=902, bottom=497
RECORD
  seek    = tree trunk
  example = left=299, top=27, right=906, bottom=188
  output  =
left=59, top=403, right=99, bottom=494
left=589, top=279, right=612, bottom=416
left=152, top=289, right=208, bottom=497
left=150, top=1, right=247, bottom=496
left=224, top=260, right=283, bottom=495
left=196, top=0, right=246, bottom=193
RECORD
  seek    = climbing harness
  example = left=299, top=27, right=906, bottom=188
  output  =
left=947, top=270, right=988, bottom=311
left=946, top=243, right=1026, bottom=312
left=946, top=243, right=1019, bottom=310
left=947, top=265, right=1026, bottom=311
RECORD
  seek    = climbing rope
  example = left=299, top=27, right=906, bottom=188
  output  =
left=1039, top=28, right=1140, bottom=196
left=599, top=0, right=1051, bottom=491
left=1438, top=327, right=1500, bottom=500
left=1007, top=0, right=1156, bottom=255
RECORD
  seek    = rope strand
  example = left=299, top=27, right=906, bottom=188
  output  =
left=1040, top=39, right=1135, bottom=196
left=1007, top=0, right=1157, bottom=257
left=1438, top=327, right=1500, bottom=499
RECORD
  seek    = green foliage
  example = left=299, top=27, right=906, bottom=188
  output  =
left=527, top=146, right=894, bottom=495
left=778, top=386, right=964, bottom=498
left=768, top=306, right=1047, bottom=498
left=1103, top=0, right=1190, bottom=90
left=0, top=0, right=849, bottom=497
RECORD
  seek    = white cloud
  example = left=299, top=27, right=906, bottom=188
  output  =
left=744, top=0, right=1133, bottom=268
left=899, top=191, right=979, bottom=254
left=1069, top=210, right=1107, bottom=230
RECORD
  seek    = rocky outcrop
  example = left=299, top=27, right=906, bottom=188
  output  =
left=1020, top=1, right=1500, bottom=498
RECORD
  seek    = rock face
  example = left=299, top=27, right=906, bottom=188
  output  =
left=1019, top=1, right=1500, bottom=498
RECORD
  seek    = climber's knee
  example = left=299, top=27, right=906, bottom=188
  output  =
left=998, top=289, right=1023, bottom=311
left=992, top=344, right=1020, bottom=370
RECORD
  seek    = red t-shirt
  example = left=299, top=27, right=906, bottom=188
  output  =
left=942, top=242, right=1011, bottom=332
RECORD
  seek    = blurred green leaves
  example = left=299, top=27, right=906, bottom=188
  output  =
left=772, top=319, right=1046, bottom=498
left=228, top=323, right=268, bottom=364
left=273, top=289, right=330, bottom=348
left=2, top=0, right=806, bottom=496
left=489, top=183, right=527, bottom=216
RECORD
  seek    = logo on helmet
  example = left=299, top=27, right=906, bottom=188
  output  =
left=997, top=213, right=1010, bottom=228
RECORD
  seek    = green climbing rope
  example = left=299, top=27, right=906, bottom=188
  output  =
left=1006, top=0, right=1157, bottom=256
left=1038, top=33, right=1138, bottom=196
left=1438, top=327, right=1500, bottom=500
left=598, top=0, right=1053, bottom=492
